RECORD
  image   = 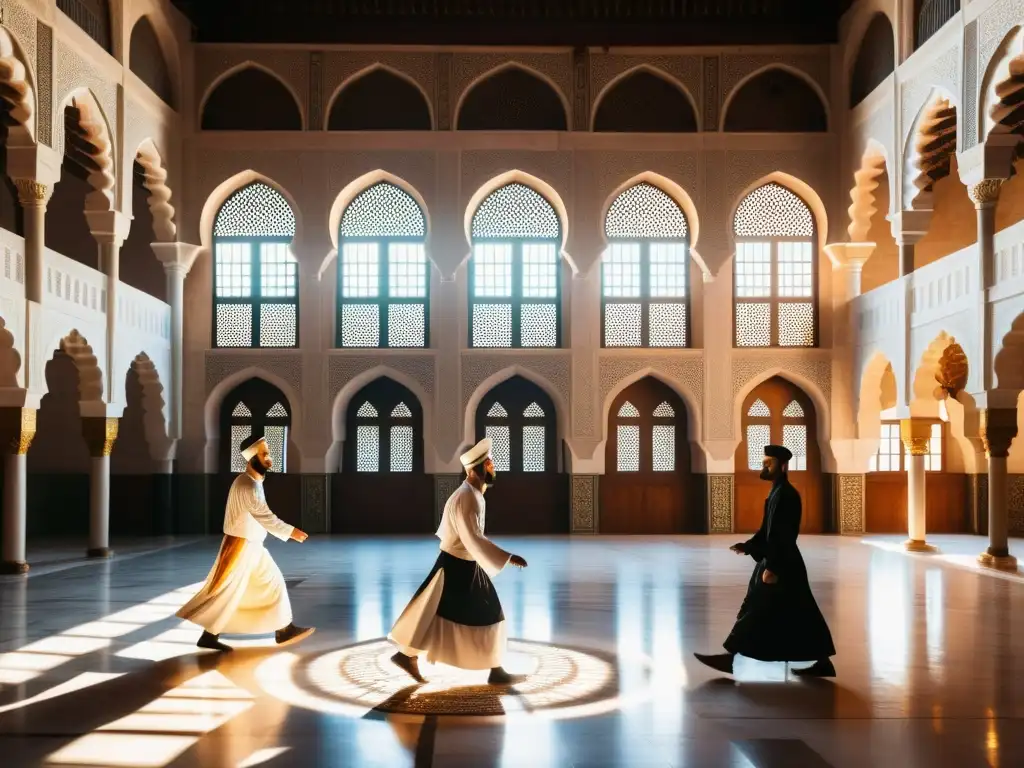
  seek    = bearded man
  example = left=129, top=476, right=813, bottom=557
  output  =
left=694, top=444, right=836, bottom=678
left=177, top=433, right=314, bottom=651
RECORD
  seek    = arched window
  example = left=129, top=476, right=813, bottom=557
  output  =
left=213, top=181, right=299, bottom=348
left=344, top=377, right=424, bottom=472
left=337, top=182, right=429, bottom=348
left=742, top=396, right=808, bottom=472
left=733, top=182, right=817, bottom=348
left=476, top=376, right=556, bottom=473
left=613, top=399, right=681, bottom=472
left=221, top=378, right=291, bottom=473
left=469, top=183, right=561, bottom=348
left=602, top=182, right=690, bottom=347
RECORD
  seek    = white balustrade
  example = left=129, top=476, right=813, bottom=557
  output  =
left=43, top=248, right=107, bottom=322
left=116, top=282, right=171, bottom=342
left=992, top=219, right=1024, bottom=302
left=908, top=244, right=980, bottom=328
left=0, top=229, right=25, bottom=302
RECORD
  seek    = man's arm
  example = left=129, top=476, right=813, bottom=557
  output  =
left=453, top=497, right=511, bottom=578
left=246, top=484, right=298, bottom=542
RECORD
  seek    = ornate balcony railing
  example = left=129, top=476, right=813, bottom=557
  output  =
left=916, top=0, right=959, bottom=49
left=57, top=0, right=112, bottom=54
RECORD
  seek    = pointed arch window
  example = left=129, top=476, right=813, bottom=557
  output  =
left=213, top=182, right=299, bottom=348
left=733, top=183, right=817, bottom=348
left=223, top=382, right=290, bottom=473
left=338, top=182, right=429, bottom=348
left=612, top=390, right=683, bottom=473
left=603, top=182, right=690, bottom=348
left=469, top=183, right=561, bottom=348
left=476, top=377, right=556, bottom=472
left=743, top=397, right=808, bottom=471
left=346, top=378, right=424, bottom=473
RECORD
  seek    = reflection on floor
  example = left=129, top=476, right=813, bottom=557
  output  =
left=0, top=534, right=1022, bottom=767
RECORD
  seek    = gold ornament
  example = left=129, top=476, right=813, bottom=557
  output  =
left=934, top=344, right=968, bottom=399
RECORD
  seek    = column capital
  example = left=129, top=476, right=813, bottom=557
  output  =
left=980, top=408, right=1018, bottom=458
left=0, top=407, right=36, bottom=455
left=152, top=242, right=202, bottom=278
left=12, top=178, right=53, bottom=206
left=6, top=143, right=62, bottom=189
left=824, top=242, right=876, bottom=270
left=888, top=210, right=931, bottom=245
left=84, top=210, right=132, bottom=247
left=900, top=418, right=933, bottom=455
left=968, top=179, right=1003, bottom=209
left=82, top=416, right=119, bottom=458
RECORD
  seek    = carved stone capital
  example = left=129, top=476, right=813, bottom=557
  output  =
left=82, top=417, right=118, bottom=457
left=980, top=408, right=1018, bottom=459
left=900, top=418, right=932, bottom=456
left=969, top=179, right=1003, bottom=209
left=0, top=407, right=36, bottom=455
left=13, top=178, right=51, bottom=206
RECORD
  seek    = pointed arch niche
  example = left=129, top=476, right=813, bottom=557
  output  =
left=327, top=67, right=432, bottom=130
left=333, top=376, right=432, bottom=534
left=457, top=65, right=568, bottom=131
left=735, top=376, right=825, bottom=533
left=201, top=66, right=303, bottom=130
left=601, top=376, right=696, bottom=534
left=593, top=69, right=698, bottom=132
left=217, top=377, right=300, bottom=532
left=474, top=375, right=567, bottom=534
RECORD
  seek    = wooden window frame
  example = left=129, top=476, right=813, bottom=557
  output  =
left=475, top=379, right=557, bottom=472
left=740, top=393, right=811, bottom=472
left=344, top=379, right=425, bottom=474
left=869, top=419, right=945, bottom=473
left=220, top=381, right=291, bottom=474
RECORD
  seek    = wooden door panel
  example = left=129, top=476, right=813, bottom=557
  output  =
left=485, top=474, right=569, bottom=534
left=599, top=476, right=691, bottom=534
left=332, top=474, right=434, bottom=534
left=864, top=473, right=969, bottom=533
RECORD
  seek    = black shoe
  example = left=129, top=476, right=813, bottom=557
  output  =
left=275, top=623, right=315, bottom=647
left=793, top=659, right=835, bottom=678
left=694, top=652, right=735, bottom=675
left=487, top=667, right=527, bottom=685
left=391, top=652, right=427, bottom=683
left=197, top=631, right=232, bottom=652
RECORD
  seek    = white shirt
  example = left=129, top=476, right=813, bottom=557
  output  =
left=222, top=473, right=295, bottom=544
left=436, top=481, right=510, bottom=578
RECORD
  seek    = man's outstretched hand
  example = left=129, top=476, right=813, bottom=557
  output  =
left=290, top=528, right=309, bottom=543
left=509, top=554, right=527, bottom=569
left=729, top=543, right=746, bottom=555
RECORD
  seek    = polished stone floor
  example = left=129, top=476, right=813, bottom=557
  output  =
left=0, top=534, right=1022, bottom=767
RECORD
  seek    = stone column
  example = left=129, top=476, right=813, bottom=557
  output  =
left=978, top=408, right=1018, bottom=570
left=900, top=418, right=935, bottom=552
left=85, top=212, right=130, bottom=406
left=889, top=211, right=929, bottom=278
left=0, top=408, right=36, bottom=574
left=151, top=244, right=201, bottom=441
left=13, top=180, right=52, bottom=304
left=82, top=417, right=118, bottom=558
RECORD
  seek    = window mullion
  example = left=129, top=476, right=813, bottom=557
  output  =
left=641, top=243, right=650, bottom=348
left=380, top=241, right=389, bottom=348
left=770, top=240, right=779, bottom=347
left=512, top=242, right=523, bottom=348
left=251, top=241, right=261, bottom=348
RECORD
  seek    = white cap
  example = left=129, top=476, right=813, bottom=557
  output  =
left=241, top=436, right=269, bottom=462
left=459, top=437, right=492, bottom=469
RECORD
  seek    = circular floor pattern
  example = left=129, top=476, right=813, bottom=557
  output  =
left=260, top=638, right=663, bottom=719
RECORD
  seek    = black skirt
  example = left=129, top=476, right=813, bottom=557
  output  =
left=410, top=551, right=505, bottom=627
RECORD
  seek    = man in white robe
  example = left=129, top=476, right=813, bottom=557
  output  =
left=389, top=437, right=527, bottom=684
left=177, top=434, right=315, bottom=651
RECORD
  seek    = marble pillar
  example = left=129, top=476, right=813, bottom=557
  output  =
left=13, top=179, right=51, bottom=303
left=82, top=417, right=118, bottom=558
left=0, top=408, right=36, bottom=574
left=978, top=408, right=1018, bottom=570
left=900, top=418, right=935, bottom=552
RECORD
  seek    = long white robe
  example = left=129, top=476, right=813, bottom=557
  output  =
left=177, top=472, right=295, bottom=635
left=389, top=481, right=511, bottom=669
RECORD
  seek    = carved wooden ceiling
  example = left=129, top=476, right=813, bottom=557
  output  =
left=170, top=0, right=856, bottom=46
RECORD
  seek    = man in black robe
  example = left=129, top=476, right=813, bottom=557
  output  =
left=694, top=444, right=836, bottom=677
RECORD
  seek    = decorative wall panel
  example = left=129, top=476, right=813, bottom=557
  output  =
left=570, top=474, right=598, bottom=533
left=35, top=20, right=52, bottom=147
left=323, top=50, right=436, bottom=119
left=964, top=20, right=979, bottom=150
left=899, top=46, right=960, bottom=147
left=195, top=48, right=309, bottom=124
left=460, top=353, right=571, bottom=418
left=703, top=55, right=720, bottom=131
left=590, top=54, right=701, bottom=119
left=721, top=52, right=830, bottom=105
left=54, top=40, right=118, bottom=158
left=301, top=473, right=329, bottom=533
left=434, top=473, right=461, bottom=527
left=837, top=473, right=865, bottom=534
left=309, top=51, right=323, bottom=130
left=327, top=353, right=435, bottom=400
left=980, top=0, right=1024, bottom=71
left=436, top=52, right=452, bottom=130
left=204, top=351, right=303, bottom=395
left=708, top=473, right=734, bottom=533
left=1010, top=475, right=1024, bottom=536
left=451, top=52, right=573, bottom=118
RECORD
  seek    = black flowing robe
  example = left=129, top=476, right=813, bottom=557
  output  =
left=723, top=476, right=836, bottom=662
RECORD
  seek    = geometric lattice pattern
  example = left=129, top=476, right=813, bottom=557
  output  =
left=356, top=402, right=378, bottom=418
left=214, top=182, right=296, bottom=238
left=486, top=425, right=511, bottom=473
left=616, top=424, right=640, bottom=472
left=390, top=425, right=414, bottom=472
left=266, top=402, right=288, bottom=417
left=259, top=303, right=297, bottom=347
left=733, top=183, right=813, bottom=238
left=648, top=302, right=687, bottom=347
left=777, top=303, right=815, bottom=347
left=605, top=182, right=688, bottom=239
left=746, top=424, right=771, bottom=470
left=747, top=399, right=770, bottom=417
left=735, top=302, right=771, bottom=347
left=652, top=424, right=675, bottom=472
left=340, top=182, right=426, bottom=238
left=617, top=401, right=640, bottom=418
left=387, top=303, right=426, bottom=347
left=520, top=303, right=558, bottom=347
left=391, top=402, right=413, bottom=418
left=471, top=183, right=560, bottom=240
left=782, top=424, right=807, bottom=472
left=487, top=402, right=508, bottom=418
left=230, top=424, right=253, bottom=472
left=782, top=400, right=804, bottom=418
left=356, top=425, right=380, bottom=472
left=215, top=304, right=253, bottom=347
left=652, top=401, right=675, bottom=417
left=264, top=425, right=287, bottom=473
left=603, top=303, right=642, bottom=346
left=522, top=425, right=545, bottom=472
left=232, top=401, right=252, bottom=417
left=341, top=304, right=381, bottom=346
left=472, top=303, right=513, bottom=347
left=523, top=402, right=545, bottom=417
left=602, top=240, right=688, bottom=348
